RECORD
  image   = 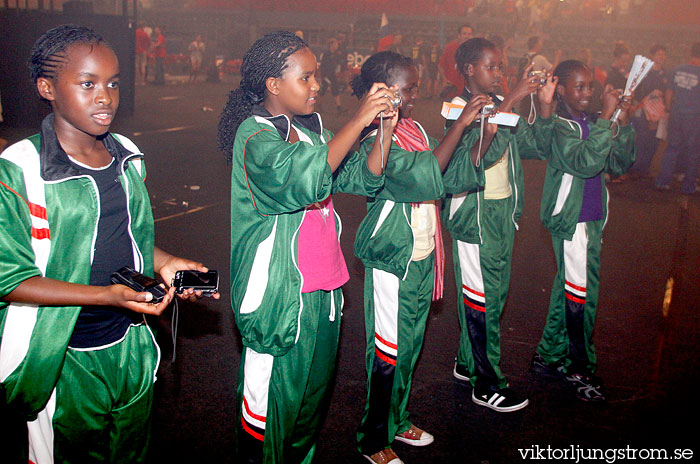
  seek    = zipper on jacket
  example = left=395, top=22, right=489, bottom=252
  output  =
left=292, top=210, right=306, bottom=343
left=508, top=142, right=519, bottom=231
left=402, top=203, right=416, bottom=281
left=119, top=153, right=146, bottom=271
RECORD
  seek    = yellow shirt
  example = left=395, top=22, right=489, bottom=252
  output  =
left=484, top=148, right=512, bottom=200
left=410, top=201, right=437, bottom=261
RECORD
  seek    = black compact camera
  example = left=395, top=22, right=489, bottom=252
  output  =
left=111, top=266, right=167, bottom=303
left=529, top=70, right=547, bottom=85
left=172, top=270, right=219, bottom=296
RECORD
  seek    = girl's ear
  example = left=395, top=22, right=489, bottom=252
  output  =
left=265, top=76, right=280, bottom=96
left=555, top=84, right=565, bottom=100
left=465, top=63, right=474, bottom=77
left=37, top=77, right=56, bottom=101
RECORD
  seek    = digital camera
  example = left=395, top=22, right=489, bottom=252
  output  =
left=388, top=89, right=402, bottom=110
left=111, top=266, right=167, bottom=303
left=481, top=103, right=497, bottom=116
left=529, top=70, right=547, bottom=85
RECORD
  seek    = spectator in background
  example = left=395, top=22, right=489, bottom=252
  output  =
left=629, top=44, right=668, bottom=179
left=135, top=24, right=151, bottom=85
left=319, top=37, right=346, bottom=112
left=412, top=36, right=427, bottom=91
left=151, top=26, right=166, bottom=85
left=439, top=24, right=473, bottom=99
left=389, top=32, right=406, bottom=55
left=521, top=36, right=561, bottom=75
left=654, top=42, right=700, bottom=194
left=425, top=41, right=441, bottom=98
left=188, top=34, right=206, bottom=83
left=606, top=41, right=631, bottom=90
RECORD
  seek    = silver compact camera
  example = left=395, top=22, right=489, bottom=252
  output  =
left=529, top=70, right=547, bottom=85
left=387, top=89, right=402, bottom=109
left=481, top=103, right=497, bottom=116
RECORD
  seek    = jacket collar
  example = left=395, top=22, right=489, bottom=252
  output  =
left=460, top=87, right=502, bottom=106
left=251, top=105, right=324, bottom=141
left=39, top=113, right=136, bottom=182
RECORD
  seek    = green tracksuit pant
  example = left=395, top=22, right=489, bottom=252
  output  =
left=357, top=254, right=434, bottom=456
left=236, top=289, right=342, bottom=464
left=28, top=324, right=159, bottom=463
left=537, top=220, right=603, bottom=374
left=453, top=197, right=515, bottom=391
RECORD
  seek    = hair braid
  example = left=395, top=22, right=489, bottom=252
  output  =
left=29, top=24, right=107, bottom=85
left=217, top=31, right=308, bottom=162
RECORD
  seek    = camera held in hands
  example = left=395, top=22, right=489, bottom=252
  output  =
left=387, top=89, right=402, bottom=110
left=172, top=270, right=219, bottom=296
left=529, top=70, right=547, bottom=85
left=110, top=266, right=167, bottom=303
left=481, top=103, right=497, bottom=116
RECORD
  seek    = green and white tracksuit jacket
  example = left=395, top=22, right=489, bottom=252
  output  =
left=441, top=102, right=543, bottom=390
left=535, top=114, right=635, bottom=240
left=534, top=114, right=635, bottom=373
left=230, top=107, right=384, bottom=462
left=229, top=107, right=384, bottom=357
left=0, top=115, right=157, bottom=462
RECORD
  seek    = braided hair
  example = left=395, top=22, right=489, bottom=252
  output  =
left=217, top=31, right=308, bottom=161
left=552, top=59, right=595, bottom=119
left=455, top=37, right=497, bottom=79
left=350, top=51, right=415, bottom=98
left=29, top=24, right=107, bottom=88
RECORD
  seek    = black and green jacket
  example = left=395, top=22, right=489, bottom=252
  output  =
left=0, top=114, right=154, bottom=419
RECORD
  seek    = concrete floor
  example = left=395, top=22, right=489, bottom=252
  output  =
left=3, top=75, right=697, bottom=463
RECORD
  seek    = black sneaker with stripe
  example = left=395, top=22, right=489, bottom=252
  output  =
left=472, top=386, right=529, bottom=412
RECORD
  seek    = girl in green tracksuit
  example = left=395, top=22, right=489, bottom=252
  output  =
left=217, top=31, right=400, bottom=464
left=351, top=51, right=492, bottom=464
left=0, top=25, right=215, bottom=463
left=444, top=37, right=545, bottom=413
left=530, top=60, right=635, bottom=402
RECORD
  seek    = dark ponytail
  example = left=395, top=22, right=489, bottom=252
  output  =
left=217, top=30, right=308, bottom=162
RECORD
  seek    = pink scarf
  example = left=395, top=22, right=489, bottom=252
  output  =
left=393, top=118, right=445, bottom=301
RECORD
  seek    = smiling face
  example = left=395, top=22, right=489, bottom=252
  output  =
left=38, top=42, right=120, bottom=138
left=266, top=47, right=320, bottom=119
left=557, top=67, right=594, bottom=117
left=466, top=46, right=503, bottom=95
left=388, top=64, right=419, bottom=119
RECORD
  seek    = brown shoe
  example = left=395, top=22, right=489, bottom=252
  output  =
left=394, top=424, right=434, bottom=446
left=362, top=447, right=404, bottom=464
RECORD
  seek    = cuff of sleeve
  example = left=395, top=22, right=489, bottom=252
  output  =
left=0, top=269, right=42, bottom=300
left=362, top=156, right=385, bottom=189
left=595, top=117, right=613, bottom=127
